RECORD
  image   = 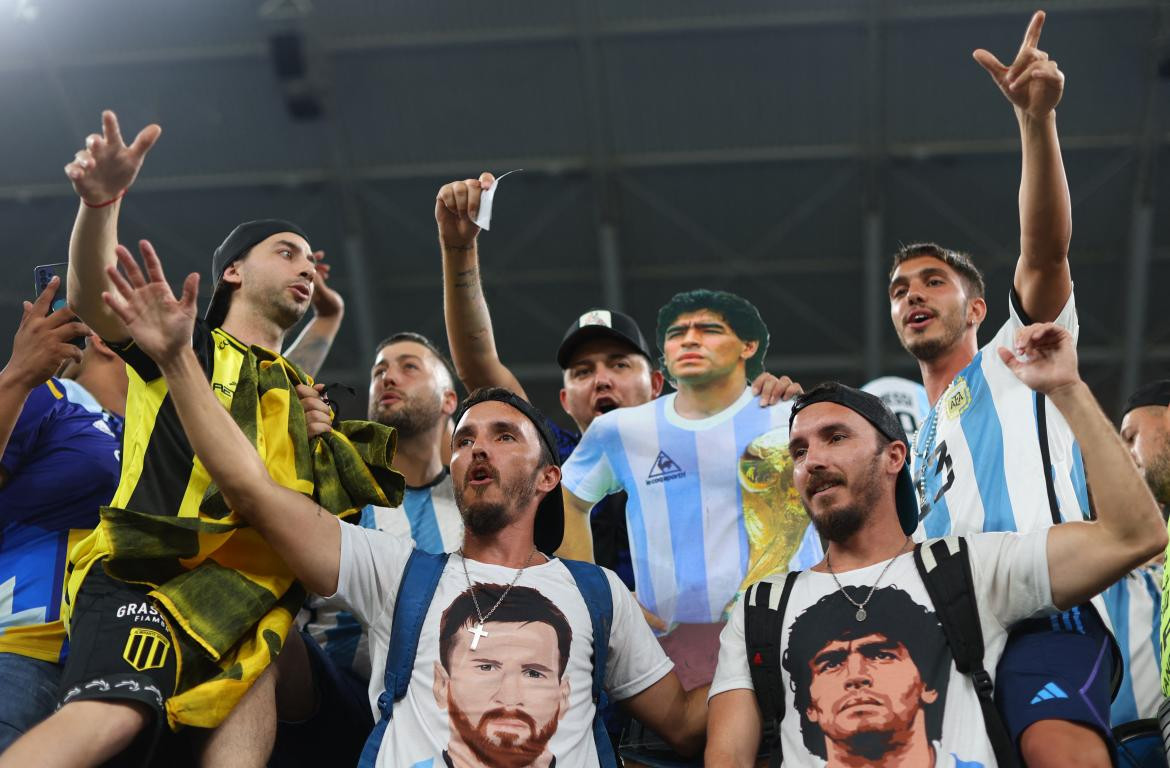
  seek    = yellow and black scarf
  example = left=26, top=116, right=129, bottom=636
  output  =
left=99, top=345, right=403, bottom=730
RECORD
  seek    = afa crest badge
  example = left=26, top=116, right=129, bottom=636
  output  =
left=943, top=377, right=972, bottom=420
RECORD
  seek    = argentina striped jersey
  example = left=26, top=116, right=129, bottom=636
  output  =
left=1101, top=564, right=1162, bottom=724
left=912, top=290, right=1086, bottom=538
left=910, top=290, right=1128, bottom=676
left=561, top=388, right=823, bottom=628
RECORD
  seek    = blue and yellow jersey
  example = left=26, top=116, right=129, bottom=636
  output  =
left=0, top=378, right=122, bottom=663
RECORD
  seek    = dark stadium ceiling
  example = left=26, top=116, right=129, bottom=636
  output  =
left=0, top=0, right=1166, bottom=423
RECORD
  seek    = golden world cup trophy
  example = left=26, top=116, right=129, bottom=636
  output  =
left=725, top=426, right=812, bottom=618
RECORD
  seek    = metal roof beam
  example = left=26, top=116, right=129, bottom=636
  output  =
left=4, top=135, right=1165, bottom=203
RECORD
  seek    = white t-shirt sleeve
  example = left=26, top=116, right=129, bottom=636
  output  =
left=561, top=415, right=622, bottom=504
left=602, top=570, right=674, bottom=701
left=328, top=519, right=415, bottom=630
left=967, top=530, right=1055, bottom=630
left=1004, top=286, right=1078, bottom=341
left=708, top=596, right=753, bottom=699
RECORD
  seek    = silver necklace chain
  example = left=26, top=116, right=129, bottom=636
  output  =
left=913, top=381, right=953, bottom=517
left=825, top=536, right=912, bottom=622
left=458, top=546, right=538, bottom=649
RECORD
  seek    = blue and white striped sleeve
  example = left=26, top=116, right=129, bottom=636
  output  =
left=561, top=414, right=622, bottom=504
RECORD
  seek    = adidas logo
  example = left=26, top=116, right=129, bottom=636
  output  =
left=646, top=451, right=686, bottom=485
left=1029, top=682, right=1069, bottom=704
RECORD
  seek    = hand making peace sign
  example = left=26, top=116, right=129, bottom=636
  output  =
left=973, top=10, right=1064, bottom=119
left=64, top=110, right=162, bottom=206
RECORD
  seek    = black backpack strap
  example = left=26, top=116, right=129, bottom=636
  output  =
left=744, top=571, right=799, bottom=768
left=914, top=537, right=1019, bottom=768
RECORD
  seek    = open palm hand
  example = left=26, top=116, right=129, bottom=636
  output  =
left=102, top=240, right=200, bottom=363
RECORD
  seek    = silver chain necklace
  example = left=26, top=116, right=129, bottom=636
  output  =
left=825, top=536, right=912, bottom=621
left=913, top=378, right=956, bottom=518
left=913, top=399, right=942, bottom=519
left=458, top=547, right=539, bottom=650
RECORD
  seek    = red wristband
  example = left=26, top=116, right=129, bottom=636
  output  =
left=83, top=190, right=125, bottom=209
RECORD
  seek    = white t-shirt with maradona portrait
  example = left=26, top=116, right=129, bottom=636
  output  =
left=330, top=521, right=674, bottom=768
left=710, top=531, right=1054, bottom=767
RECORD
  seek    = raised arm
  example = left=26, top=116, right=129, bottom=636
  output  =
left=101, top=241, right=342, bottom=596
left=998, top=324, right=1166, bottom=609
left=436, top=173, right=528, bottom=398
left=974, top=11, right=1072, bottom=322
left=0, top=280, right=88, bottom=486
left=282, top=252, right=344, bottom=377
left=63, top=111, right=161, bottom=342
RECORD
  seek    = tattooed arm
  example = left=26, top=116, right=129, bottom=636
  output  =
left=436, top=173, right=528, bottom=399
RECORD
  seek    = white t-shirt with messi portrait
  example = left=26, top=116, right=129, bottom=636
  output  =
left=330, top=521, right=673, bottom=768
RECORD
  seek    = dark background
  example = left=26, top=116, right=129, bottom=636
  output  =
left=1, top=0, right=1167, bottom=427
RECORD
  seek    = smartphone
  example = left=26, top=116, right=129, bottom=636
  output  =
left=33, top=262, right=85, bottom=348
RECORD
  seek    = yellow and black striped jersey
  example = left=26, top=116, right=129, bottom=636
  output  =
left=64, top=322, right=280, bottom=607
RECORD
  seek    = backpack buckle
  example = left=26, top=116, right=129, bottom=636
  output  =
left=971, top=670, right=994, bottom=697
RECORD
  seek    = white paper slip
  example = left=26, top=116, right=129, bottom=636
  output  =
left=472, top=169, right=522, bottom=231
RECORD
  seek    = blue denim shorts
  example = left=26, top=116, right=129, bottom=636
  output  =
left=0, top=653, right=61, bottom=753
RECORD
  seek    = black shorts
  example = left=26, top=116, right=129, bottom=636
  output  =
left=269, top=630, right=373, bottom=768
left=58, top=565, right=179, bottom=747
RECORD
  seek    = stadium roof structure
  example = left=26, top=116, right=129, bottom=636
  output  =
left=1, top=0, right=1166, bottom=420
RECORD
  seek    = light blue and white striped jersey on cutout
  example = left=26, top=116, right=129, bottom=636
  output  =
left=562, top=387, right=823, bottom=628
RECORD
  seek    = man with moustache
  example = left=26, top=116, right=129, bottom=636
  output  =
left=274, top=333, right=464, bottom=767
left=0, top=112, right=398, bottom=768
left=886, top=13, right=1121, bottom=766
left=705, top=323, right=1167, bottom=766
left=360, top=332, right=463, bottom=551
left=93, top=241, right=711, bottom=766
left=433, top=585, right=573, bottom=767
left=560, top=289, right=822, bottom=634
left=435, top=173, right=796, bottom=590
left=436, top=169, right=660, bottom=590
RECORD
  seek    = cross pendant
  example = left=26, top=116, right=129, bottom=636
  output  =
left=467, top=622, right=489, bottom=650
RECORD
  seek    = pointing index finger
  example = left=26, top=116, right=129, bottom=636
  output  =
left=1020, top=10, right=1045, bottom=53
